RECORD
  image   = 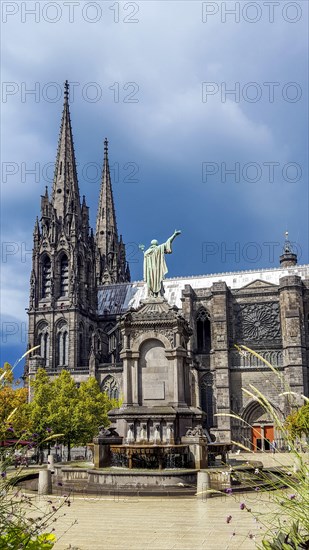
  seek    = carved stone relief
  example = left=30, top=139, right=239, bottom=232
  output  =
left=235, top=302, right=281, bottom=341
left=230, top=348, right=283, bottom=368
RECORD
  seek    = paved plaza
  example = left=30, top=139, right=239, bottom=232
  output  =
left=50, top=452, right=304, bottom=549
left=50, top=490, right=277, bottom=550
left=31, top=452, right=303, bottom=549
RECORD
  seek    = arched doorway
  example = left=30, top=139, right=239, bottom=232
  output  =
left=241, top=400, right=280, bottom=452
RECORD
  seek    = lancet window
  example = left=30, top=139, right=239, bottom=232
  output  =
left=200, top=372, right=214, bottom=427
left=57, top=323, right=69, bottom=367
left=196, top=307, right=211, bottom=353
left=60, top=255, right=69, bottom=296
left=102, top=376, right=119, bottom=400
left=42, top=256, right=51, bottom=298
left=37, top=323, right=50, bottom=367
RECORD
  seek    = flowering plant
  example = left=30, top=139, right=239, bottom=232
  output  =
left=0, top=349, right=71, bottom=549
left=216, top=345, right=309, bottom=549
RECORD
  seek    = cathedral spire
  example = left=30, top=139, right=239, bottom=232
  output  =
left=95, top=138, right=130, bottom=284
left=280, top=231, right=297, bottom=267
left=51, top=80, right=81, bottom=224
left=96, top=138, right=118, bottom=254
left=33, top=216, right=40, bottom=242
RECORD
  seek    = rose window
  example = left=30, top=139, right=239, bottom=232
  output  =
left=236, top=303, right=280, bottom=341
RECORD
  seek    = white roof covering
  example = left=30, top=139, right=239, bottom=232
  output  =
left=98, top=264, right=309, bottom=315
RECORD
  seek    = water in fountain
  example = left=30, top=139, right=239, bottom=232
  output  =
left=126, top=425, right=134, bottom=445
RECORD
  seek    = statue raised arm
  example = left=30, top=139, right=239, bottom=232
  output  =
left=170, top=229, right=181, bottom=242
left=141, top=230, right=181, bottom=297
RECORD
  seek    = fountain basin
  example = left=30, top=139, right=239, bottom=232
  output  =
left=110, top=444, right=190, bottom=469
left=51, top=465, right=197, bottom=495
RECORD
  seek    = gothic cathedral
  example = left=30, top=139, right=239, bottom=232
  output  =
left=26, top=82, right=309, bottom=449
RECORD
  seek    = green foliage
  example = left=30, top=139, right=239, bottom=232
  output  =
left=1, top=364, right=119, bottom=453
left=0, top=352, right=60, bottom=549
left=0, top=363, right=15, bottom=386
left=0, top=529, right=56, bottom=550
left=0, top=451, right=72, bottom=549
left=0, top=363, right=31, bottom=440
left=45, top=370, right=79, bottom=453
left=73, top=376, right=118, bottom=445
left=285, top=404, right=309, bottom=439
left=222, top=345, right=309, bottom=549
left=28, top=368, right=54, bottom=439
left=261, top=522, right=309, bottom=549
left=29, top=369, right=119, bottom=457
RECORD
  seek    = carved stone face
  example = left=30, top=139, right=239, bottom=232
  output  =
left=150, top=239, right=158, bottom=246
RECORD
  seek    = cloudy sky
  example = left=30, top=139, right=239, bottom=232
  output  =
left=1, top=0, right=308, bottom=375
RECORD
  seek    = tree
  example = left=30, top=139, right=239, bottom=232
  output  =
left=73, top=376, right=118, bottom=446
left=29, top=367, right=56, bottom=461
left=29, top=367, right=54, bottom=434
left=29, top=369, right=120, bottom=462
left=0, top=351, right=63, bottom=549
left=46, top=370, right=79, bottom=461
left=0, top=363, right=30, bottom=441
left=285, top=403, right=309, bottom=440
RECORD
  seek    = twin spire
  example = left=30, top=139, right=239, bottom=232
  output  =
left=95, top=136, right=130, bottom=283
left=96, top=138, right=118, bottom=257
left=52, top=80, right=81, bottom=222
left=50, top=80, right=130, bottom=285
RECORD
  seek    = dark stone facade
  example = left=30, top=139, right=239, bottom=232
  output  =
left=26, top=84, right=309, bottom=448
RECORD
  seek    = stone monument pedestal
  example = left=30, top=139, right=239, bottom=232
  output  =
left=181, top=435, right=208, bottom=469
left=108, top=297, right=205, bottom=446
left=93, top=427, right=123, bottom=468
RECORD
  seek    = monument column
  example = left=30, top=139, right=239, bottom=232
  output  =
left=176, top=353, right=186, bottom=405
left=121, top=353, right=133, bottom=406
left=191, top=367, right=200, bottom=408
left=279, top=275, right=307, bottom=404
left=132, top=354, right=140, bottom=406
left=211, top=281, right=231, bottom=442
left=166, top=348, right=187, bottom=406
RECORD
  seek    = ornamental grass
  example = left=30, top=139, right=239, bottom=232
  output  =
left=217, top=345, right=309, bottom=549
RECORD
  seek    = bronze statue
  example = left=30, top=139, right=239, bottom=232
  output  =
left=139, top=230, right=181, bottom=297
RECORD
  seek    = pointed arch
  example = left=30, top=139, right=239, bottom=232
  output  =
left=59, top=253, right=69, bottom=297
left=56, top=320, right=69, bottom=367
left=88, top=326, right=94, bottom=360
left=36, top=321, right=50, bottom=367
left=108, top=326, right=118, bottom=363
left=200, top=371, right=214, bottom=427
left=77, top=255, right=84, bottom=297
left=101, top=375, right=119, bottom=400
left=41, top=254, right=51, bottom=298
left=240, top=399, right=284, bottom=452
left=79, top=322, right=85, bottom=366
left=62, top=330, right=68, bottom=365
left=196, top=307, right=211, bottom=353
left=241, top=399, right=284, bottom=425
left=97, top=328, right=105, bottom=361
